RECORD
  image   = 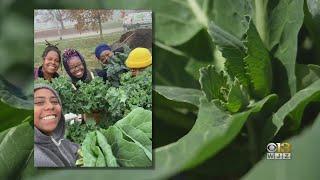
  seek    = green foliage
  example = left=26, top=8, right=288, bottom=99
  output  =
left=65, top=119, right=97, bottom=145
left=106, top=66, right=152, bottom=122
left=75, top=78, right=110, bottom=113
left=101, top=45, right=130, bottom=87
left=77, top=108, right=152, bottom=167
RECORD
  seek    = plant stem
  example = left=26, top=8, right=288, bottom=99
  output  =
left=246, top=119, right=258, bottom=165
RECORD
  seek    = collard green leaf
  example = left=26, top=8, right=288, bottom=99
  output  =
left=151, top=94, right=277, bottom=179
left=208, top=23, right=249, bottom=88
left=104, top=126, right=151, bottom=167
left=115, top=108, right=152, bottom=160
left=226, top=79, right=250, bottom=113
left=154, top=43, right=199, bottom=88
left=115, top=107, right=152, bottom=139
left=268, top=0, right=304, bottom=95
left=175, top=29, right=214, bottom=62
left=199, top=65, right=228, bottom=101
left=185, top=58, right=214, bottom=80
left=306, top=0, right=320, bottom=18
left=81, top=132, right=97, bottom=167
left=96, top=130, right=118, bottom=167
left=0, top=101, right=31, bottom=132
left=92, top=145, right=106, bottom=167
left=244, top=113, right=320, bottom=180
left=211, top=0, right=252, bottom=39
left=154, top=85, right=203, bottom=107
left=0, top=122, right=33, bottom=179
left=262, top=79, right=320, bottom=145
left=296, top=64, right=320, bottom=90
left=116, top=124, right=152, bottom=161
left=244, top=21, right=272, bottom=98
left=0, top=75, right=32, bottom=110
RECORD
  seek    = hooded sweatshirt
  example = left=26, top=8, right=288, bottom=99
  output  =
left=34, top=83, right=79, bottom=167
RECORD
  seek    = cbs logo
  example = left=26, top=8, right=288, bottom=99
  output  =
left=267, top=142, right=291, bottom=153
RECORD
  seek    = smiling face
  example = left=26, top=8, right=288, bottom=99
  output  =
left=43, top=50, right=60, bottom=75
left=99, top=50, right=113, bottom=64
left=34, top=88, right=62, bottom=135
left=68, top=56, right=85, bottom=78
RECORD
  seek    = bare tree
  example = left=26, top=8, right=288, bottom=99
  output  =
left=66, top=10, right=113, bottom=40
left=38, top=10, right=67, bottom=30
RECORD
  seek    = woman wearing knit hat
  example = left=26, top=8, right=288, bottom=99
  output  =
left=34, top=83, right=79, bottom=167
left=34, top=41, right=61, bottom=82
left=95, top=43, right=114, bottom=64
left=62, top=48, right=94, bottom=87
left=125, top=47, right=152, bottom=76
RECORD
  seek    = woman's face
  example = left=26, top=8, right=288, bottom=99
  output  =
left=99, top=50, right=113, bottom=64
left=68, top=56, right=84, bottom=78
left=131, top=68, right=142, bottom=76
left=43, top=50, right=60, bottom=75
left=34, top=88, right=62, bottom=135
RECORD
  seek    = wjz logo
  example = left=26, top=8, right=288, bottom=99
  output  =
left=266, top=142, right=291, bottom=160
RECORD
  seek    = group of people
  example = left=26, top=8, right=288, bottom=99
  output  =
left=34, top=41, right=152, bottom=85
left=34, top=41, right=152, bottom=167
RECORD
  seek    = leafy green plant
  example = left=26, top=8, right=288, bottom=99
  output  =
left=76, top=108, right=152, bottom=167
left=65, top=119, right=97, bottom=144
left=106, top=66, right=152, bottom=122
left=101, top=45, right=131, bottom=87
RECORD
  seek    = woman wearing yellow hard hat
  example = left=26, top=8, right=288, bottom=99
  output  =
left=125, top=47, right=152, bottom=76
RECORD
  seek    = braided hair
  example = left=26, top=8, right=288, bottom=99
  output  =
left=41, top=40, right=61, bottom=62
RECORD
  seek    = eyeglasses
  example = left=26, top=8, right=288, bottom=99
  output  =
left=69, top=64, right=83, bottom=71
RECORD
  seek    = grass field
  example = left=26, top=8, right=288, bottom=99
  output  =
left=34, top=31, right=124, bottom=75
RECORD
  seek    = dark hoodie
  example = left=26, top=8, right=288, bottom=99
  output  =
left=34, top=83, right=79, bottom=167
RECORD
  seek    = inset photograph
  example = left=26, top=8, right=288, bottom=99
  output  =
left=34, top=9, right=152, bottom=168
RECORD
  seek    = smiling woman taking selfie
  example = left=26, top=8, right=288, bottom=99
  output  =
left=34, top=41, right=61, bottom=82
left=34, top=83, right=79, bottom=167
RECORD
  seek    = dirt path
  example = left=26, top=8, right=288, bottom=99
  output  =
left=34, top=27, right=124, bottom=43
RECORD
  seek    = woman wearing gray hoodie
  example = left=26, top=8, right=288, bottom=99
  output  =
left=34, top=83, right=79, bottom=167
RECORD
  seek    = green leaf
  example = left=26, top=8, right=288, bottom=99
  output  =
left=104, top=126, right=151, bottom=167
left=151, top=94, right=277, bottom=179
left=226, top=79, right=250, bottom=113
left=244, top=21, right=272, bottom=98
left=0, top=75, right=33, bottom=110
left=154, top=43, right=199, bottom=88
left=81, top=132, right=97, bottom=167
left=0, top=101, right=31, bottom=132
left=208, top=22, right=249, bottom=88
left=175, top=28, right=214, bottom=62
left=115, top=108, right=152, bottom=160
left=244, top=113, right=320, bottom=180
left=0, top=121, right=33, bottom=179
left=199, top=65, right=228, bottom=101
left=116, top=124, right=152, bottom=160
left=185, top=58, right=213, bottom=80
left=96, top=130, right=118, bottom=167
left=211, top=0, right=252, bottom=39
left=92, top=145, right=106, bottom=167
left=115, top=108, right=152, bottom=139
left=306, top=0, right=320, bottom=18
left=296, top=64, right=320, bottom=90
left=268, top=0, right=304, bottom=95
left=262, top=79, right=320, bottom=144
left=154, top=85, right=203, bottom=107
